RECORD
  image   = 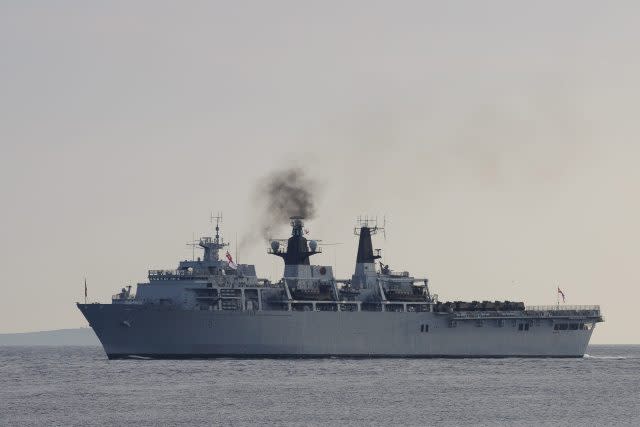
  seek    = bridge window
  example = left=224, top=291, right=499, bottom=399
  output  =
left=419, top=324, right=429, bottom=333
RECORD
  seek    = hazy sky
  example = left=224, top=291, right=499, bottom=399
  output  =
left=1, top=1, right=638, bottom=343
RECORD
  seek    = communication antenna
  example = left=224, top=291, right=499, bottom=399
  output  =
left=211, top=212, right=223, bottom=242
left=186, top=233, right=198, bottom=261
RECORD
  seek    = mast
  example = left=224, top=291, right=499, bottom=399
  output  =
left=352, top=216, right=383, bottom=289
left=198, top=212, right=228, bottom=263
left=268, top=217, right=321, bottom=279
left=269, top=217, right=320, bottom=265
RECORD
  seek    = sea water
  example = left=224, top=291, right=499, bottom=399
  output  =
left=1, top=345, right=638, bottom=426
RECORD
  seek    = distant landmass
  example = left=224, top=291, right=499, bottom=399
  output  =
left=0, top=328, right=99, bottom=346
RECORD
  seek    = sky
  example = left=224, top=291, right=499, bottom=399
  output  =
left=1, top=1, right=638, bottom=343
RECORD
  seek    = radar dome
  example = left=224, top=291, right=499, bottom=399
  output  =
left=270, top=241, right=280, bottom=251
left=309, top=240, right=318, bottom=251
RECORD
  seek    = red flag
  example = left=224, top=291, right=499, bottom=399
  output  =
left=225, top=251, right=238, bottom=269
left=557, top=287, right=565, bottom=303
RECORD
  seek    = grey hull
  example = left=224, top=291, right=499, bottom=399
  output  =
left=78, top=304, right=594, bottom=359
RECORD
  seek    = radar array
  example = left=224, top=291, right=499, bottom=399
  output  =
left=354, top=215, right=386, bottom=240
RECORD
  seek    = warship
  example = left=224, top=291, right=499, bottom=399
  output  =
left=77, top=216, right=603, bottom=359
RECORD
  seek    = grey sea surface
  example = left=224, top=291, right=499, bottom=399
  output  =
left=0, top=328, right=98, bottom=346
left=1, top=345, right=638, bottom=426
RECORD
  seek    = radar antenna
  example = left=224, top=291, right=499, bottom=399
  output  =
left=354, top=215, right=385, bottom=238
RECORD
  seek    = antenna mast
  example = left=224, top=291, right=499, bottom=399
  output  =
left=211, top=212, right=223, bottom=244
left=186, top=233, right=199, bottom=261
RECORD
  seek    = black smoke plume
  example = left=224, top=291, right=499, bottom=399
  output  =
left=239, top=167, right=320, bottom=251
left=255, top=167, right=318, bottom=239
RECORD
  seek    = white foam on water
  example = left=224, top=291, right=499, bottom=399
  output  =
left=583, top=354, right=627, bottom=360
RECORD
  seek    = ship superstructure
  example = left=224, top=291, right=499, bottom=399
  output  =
left=111, top=216, right=270, bottom=312
left=78, top=216, right=603, bottom=359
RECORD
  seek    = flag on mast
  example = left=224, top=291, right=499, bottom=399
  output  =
left=84, top=278, right=87, bottom=303
left=225, top=251, right=238, bottom=269
left=557, top=287, right=566, bottom=303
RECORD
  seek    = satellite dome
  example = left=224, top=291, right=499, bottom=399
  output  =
left=309, top=240, right=318, bottom=251
left=270, top=241, right=280, bottom=251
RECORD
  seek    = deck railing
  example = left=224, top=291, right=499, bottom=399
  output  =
left=450, top=305, right=602, bottom=319
left=526, top=305, right=600, bottom=312
left=148, top=269, right=210, bottom=280
left=149, top=269, right=197, bottom=277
